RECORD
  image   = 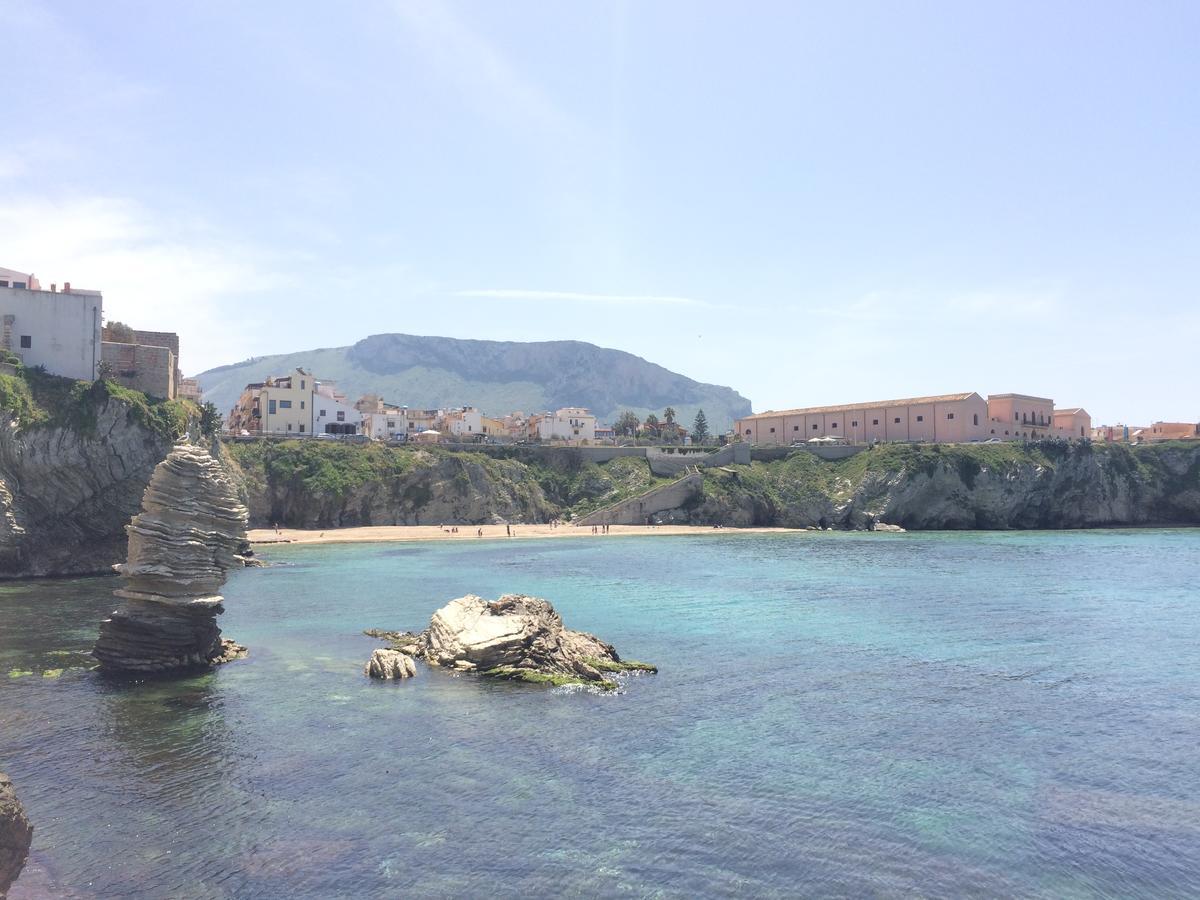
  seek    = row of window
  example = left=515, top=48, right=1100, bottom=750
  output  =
left=0, top=280, right=27, bottom=289
left=759, top=412, right=981, bottom=434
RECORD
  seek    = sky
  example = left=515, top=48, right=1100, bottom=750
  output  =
left=1, top=0, right=1197, bottom=424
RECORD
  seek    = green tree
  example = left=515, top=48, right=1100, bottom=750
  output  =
left=692, top=409, right=709, bottom=444
left=614, top=410, right=641, bottom=437
left=200, top=401, right=223, bottom=436
left=663, top=406, right=676, bottom=426
left=643, top=413, right=660, bottom=438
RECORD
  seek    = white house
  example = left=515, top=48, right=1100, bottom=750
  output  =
left=445, top=407, right=484, bottom=439
left=0, top=266, right=103, bottom=381
left=536, top=407, right=597, bottom=442
left=313, top=380, right=362, bottom=434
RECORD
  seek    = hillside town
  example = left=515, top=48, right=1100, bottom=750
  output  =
left=2, top=264, right=1196, bottom=448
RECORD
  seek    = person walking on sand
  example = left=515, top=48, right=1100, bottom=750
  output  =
left=506, top=524, right=511, bottom=537
left=273, top=522, right=280, bottom=536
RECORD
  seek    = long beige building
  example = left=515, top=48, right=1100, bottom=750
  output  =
left=737, top=392, right=1090, bottom=445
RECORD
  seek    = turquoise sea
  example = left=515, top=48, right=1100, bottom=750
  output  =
left=2, top=530, right=1199, bottom=898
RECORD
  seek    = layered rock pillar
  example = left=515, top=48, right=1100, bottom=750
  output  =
left=93, top=444, right=249, bottom=673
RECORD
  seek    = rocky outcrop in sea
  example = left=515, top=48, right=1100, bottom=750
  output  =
left=93, top=444, right=250, bottom=673
left=0, top=771, right=32, bottom=897
left=368, top=594, right=657, bottom=690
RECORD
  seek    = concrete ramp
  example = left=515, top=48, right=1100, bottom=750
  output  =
left=577, top=472, right=704, bottom=526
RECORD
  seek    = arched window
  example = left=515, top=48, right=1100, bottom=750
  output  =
left=973, top=413, right=979, bottom=426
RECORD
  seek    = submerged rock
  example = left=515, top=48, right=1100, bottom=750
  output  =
left=364, top=648, right=416, bottom=680
left=0, top=771, right=32, bottom=897
left=93, top=445, right=249, bottom=673
left=399, top=594, right=656, bottom=690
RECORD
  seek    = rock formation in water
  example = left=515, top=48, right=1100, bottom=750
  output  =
left=364, top=648, right=416, bottom=680
left=0, top=771, right=32, bottom=897
left=93, top=444, right=249, bottom=673
left=368, top=594, right=657, bottom=690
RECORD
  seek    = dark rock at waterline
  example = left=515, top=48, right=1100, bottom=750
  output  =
left=367, top=594, right=657, bottom=690
left=93, top=445, right=250, bottom=673
left=0, top=771, right=32, bottom=896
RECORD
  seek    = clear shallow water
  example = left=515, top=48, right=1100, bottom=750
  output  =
left=2, top=530, right=1199, bottom=899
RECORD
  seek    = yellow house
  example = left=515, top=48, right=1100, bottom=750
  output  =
left=260, top=368, right=313, bottom=436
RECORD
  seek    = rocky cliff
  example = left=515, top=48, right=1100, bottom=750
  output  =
left=0, top=379, right=196, bottom=578
left=684, top=441, right=1200, bottom=529
left=227, top=439, right=1200, bottom=531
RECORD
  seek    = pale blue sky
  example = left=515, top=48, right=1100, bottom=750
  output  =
left=2, top=0, right=1197, bottom=423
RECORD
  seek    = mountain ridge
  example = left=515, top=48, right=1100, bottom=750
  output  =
left=195, top=333, right=752, bottom=431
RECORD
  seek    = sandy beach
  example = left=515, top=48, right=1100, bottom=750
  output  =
left=247, top=523, right=805, bottom=546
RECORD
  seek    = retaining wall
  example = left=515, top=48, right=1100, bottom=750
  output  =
left=576, top=473, right=704, bottom=526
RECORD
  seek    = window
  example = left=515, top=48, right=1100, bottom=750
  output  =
left=947, top=413, right=955, bottom=420
left=387, top=420, right=396, bottom=429
left=337, top=411, right=345, bottom=422
left=0, top=280, right=8, bottom=287
left=851, top=421, right=858, bottom=428
left=831, top=422, right=838, bottom=429
left=280, top=400, right=292, bottom=409
left=916, top=415, right=924, bottom=422
left=19, top=335, right=31, bottom=349
left=320, top=409, right=327, bottom=417
left=813, top=424, right=819, bottom=430
left=1015, top=413, right=1019, bottom=421
left=769, top=427, right=775, bottom=433
left=745, top=429, right=751, bottom=435
left=794, top=425, right=799, bottom=431
left=287, top=423, right=293, bottom=432
left=894, top=417, right=901, bottom=424
left=974, top=414, right=979, bottom=426
left=300, top=380, right=306, bottom=390
left=12, top=282, right=26, bottom=289
left=301, top=401, right=305, bottom=410
left=268, top=399, right=277, bottom=414
left=299, top=424, right=305, bottom=433
left=873, top=419, right=879, bottom=425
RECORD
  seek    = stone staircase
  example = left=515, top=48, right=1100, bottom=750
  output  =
left=576, top=471, right=704, bottom=526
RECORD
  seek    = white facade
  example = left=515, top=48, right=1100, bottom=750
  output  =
left=536, top=407, right=597, bottom=442
left=313, top=381, right=362, bottom=434
left=361, top=409, right=409, bottom=441
left=0, top=279, right=103, bottom=381
left=446, top=407, right=484, bottom=439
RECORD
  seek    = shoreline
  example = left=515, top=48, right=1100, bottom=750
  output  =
left=247, top=523, right=807, bottom=546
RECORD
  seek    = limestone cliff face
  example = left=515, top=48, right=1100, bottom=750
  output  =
left=228, top=448, right=556, bottom=528
left=684, top=443, right=1200, bottom=530
left=0, top=401, right=180, bottom=577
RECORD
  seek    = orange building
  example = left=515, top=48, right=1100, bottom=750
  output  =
left=736, top=392, right=990, bottom=445
left=737, top=391, right=1092, bottom=445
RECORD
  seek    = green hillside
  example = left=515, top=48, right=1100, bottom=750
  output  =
left=195, top=333, right=752, bottom=431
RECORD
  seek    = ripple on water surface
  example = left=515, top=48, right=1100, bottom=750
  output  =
left=2, top=530, right=1200, bottom=898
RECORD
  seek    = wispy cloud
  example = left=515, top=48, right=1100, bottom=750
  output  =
left=387, top=0, right=581, bottom=143
left=456, top=289, right=714, bottom=307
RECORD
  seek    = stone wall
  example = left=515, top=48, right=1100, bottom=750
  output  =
left=101, top=341, right=176, bottom=399
left=576, top=473, right=703, bottom=526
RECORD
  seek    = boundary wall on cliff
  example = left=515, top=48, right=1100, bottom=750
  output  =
left=576, top=472, right=704, bottom=526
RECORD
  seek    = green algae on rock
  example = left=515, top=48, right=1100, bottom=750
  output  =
left=366, top=593, right=657, bottom=691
